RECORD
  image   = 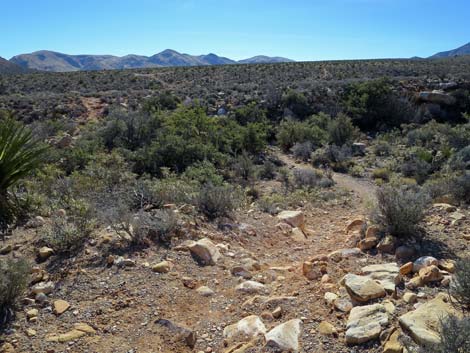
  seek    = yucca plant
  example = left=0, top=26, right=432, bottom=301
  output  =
left=0, top=115, right=47, bottom=233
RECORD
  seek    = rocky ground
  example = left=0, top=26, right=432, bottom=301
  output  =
left=0, top=154, right=469, bottom=353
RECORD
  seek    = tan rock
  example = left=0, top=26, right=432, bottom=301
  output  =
left=152, top=260, right=171, bottom=273
left=236, top=281, right=268, bottom=294
left=365, top=226, right=379, bottom=238
left=277, top=210, right=305, bottom=230
left=399, top=293, right=461, bottom=346
left=438, top=259, right=456, bottom=273
left=291, top=227, right=307, bottom=242
left=358, top=237, right=378, bottom=251
left=74, top=323, right=96, bottom=334
left=302, top=261, right=321, bottom=280
left=265, top=319, right=302, bottom=352
left=53, top=300, right=70, bottom=315
left=196, top=286, right=215, bottom=297
left=346, top=303, right=389, bottom=345
left=318, top=321, right=337, bottom=336
left=418, top=265, right=443, bottom=284
left=342, top=274, right=386, bottom=303
left=188, top=238, right=221, bottom=266
left=361, top=263, right=401, bottom=293
left=38, top=246, right=54, bottom=261
left=399, top=262, right=413, bottom=276
left=383, top=329, right=404, bottom=353
left=46, top=329, right=86, bottom=343
left=376, top=235, right=396, bottom=253
left=346, top=219, right=365, bottom=233
left=403, top=292, right=417, bottom=304
left=223, top=315, right=266, bottom=343
left=413, top=256, right=438, bottom=273
left=26, top=308, right=38, bottom=320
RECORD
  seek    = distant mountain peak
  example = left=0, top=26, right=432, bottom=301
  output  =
left=8, top=49, right=295, bottom=72
left=430, top=42, right=470, bottom=58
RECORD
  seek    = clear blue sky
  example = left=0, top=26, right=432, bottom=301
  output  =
left=2, top=0, right=469, bottom=60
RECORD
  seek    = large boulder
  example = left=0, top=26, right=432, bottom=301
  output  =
left=399, top=293, right=461, bottom=346
left=346, top=303, right=389, bottom=345
left=341, top=274, right=386, bottom=303
left=361, top=263, right=401, bottom=293
left=188, top=238, right=221, bottom=265
left=265, top=319, right=302, bottom=352
left=223, top=315, right=266, bottom=343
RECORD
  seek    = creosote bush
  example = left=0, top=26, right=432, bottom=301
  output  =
left=373, top=184, right=429, bottom=237
left=451, top=258, right=470, bottom=310
left=197, top=184, right=239, bottom=220
left=0, top=258, right=29, bottom=327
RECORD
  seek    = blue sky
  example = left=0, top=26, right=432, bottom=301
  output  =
left=2, top=0, right=469, bottom=60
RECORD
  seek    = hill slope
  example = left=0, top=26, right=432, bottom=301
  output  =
left=10, top=50, right=293, bottom=72
left=0, top=56, right=30, bottom=74
left=430, top=42, right=470, bottom=58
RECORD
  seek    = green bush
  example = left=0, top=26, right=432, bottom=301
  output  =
left=374, top=184, right=429, bottom=237
left=131, top=210, right=179, bottom=245
left=281, top=90, right=311, bottom=119
left=293, top=168, right=334, bottom=189
left=258, top=161, right=277, bottom=180
left=311, top=145, right=353, bottom=172
left=292, top=141, right=313, bottom=161
left=276, top=119, right=327, bottom=152
left=0, top=258, right=29, bottom=326
left=419, top=316, right=470, bottom=353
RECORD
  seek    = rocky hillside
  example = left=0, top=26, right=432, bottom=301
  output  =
left=9, top=50, right=293, bottom=72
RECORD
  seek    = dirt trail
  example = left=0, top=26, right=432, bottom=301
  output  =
left=276, top=150, right=376, bottom=207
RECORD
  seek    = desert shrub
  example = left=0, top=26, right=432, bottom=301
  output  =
left=372, top=168, right=391, bottom=181
left=142, top=92, right=180, bottom=112
left=293, top=168, right=333, bottom=189
left=451, top=172, right=470, bottom=204
left=374, top=141, right=392, bottom=156
left=448, top=146, right=470, bottom=171
left=401, top=155, right=431, bottom=184
left=327, top=113, right=359, bottom=146
left=311, top=145, right=352, bottom=172
left=0, top=116, right=47, bottom=234
left=43, top=204, right=94, bottom=255
left=451, top=258, right=470, bottom=310
left=0, top=258, right=29, bottom=326
left=257, top=194, right=286, bottom=215
left=349, top=165, right=365, bottom=177
left=130, top=210, right=179, bottom=245
left=292, top=141, right=314, bottom=161
left=374, top=184, right=429, bottom=237
left=231, top=152, right=255, bottom=183
left=258, top=161, right=277, bottom=180
left=197, top=184, right=239, bottom=220
left=241, top=123, right=267, bottom=154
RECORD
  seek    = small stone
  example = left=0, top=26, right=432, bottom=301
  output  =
left=302, top=261, right=321, bottom=280
left=272, top=306, right=282, bottom=319
left=346, top=219, right=365, bottom=233
left=334, top=298, right=353, bottom=313
left=32, top=281, right=54, bottom=295
left=152, top=261, right=171, bottom=273
left=196, top=286, right=215, bottom=297
left=74, top=323, right=96, bottom=334
left=53, top=300, right=70, bottom=315
left=26, top=309, right=38, bottom=320
left=236, top=281, right=268, bottom=294
left=324, top=292, right=338, bottom=306
left=406, top=276, right=423, bottom=289
left=376, top=235, right=396, bottom=254
left=403, top=292, right=417, bottom=304
left=383, top=329, right=404, bottom=353
left=318, top=321, right=337, bottom=336
left=26, top=328, right=37, bottom=337
left=38, top=247, right=54, bottom=261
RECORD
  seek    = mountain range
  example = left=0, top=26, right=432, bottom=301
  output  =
left=8, top=49, right=294, bottom=72
left=429, top=42, right=470, bottom=58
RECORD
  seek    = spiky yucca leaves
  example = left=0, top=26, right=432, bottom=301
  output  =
left=0, top=116, right=46, bottom=233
